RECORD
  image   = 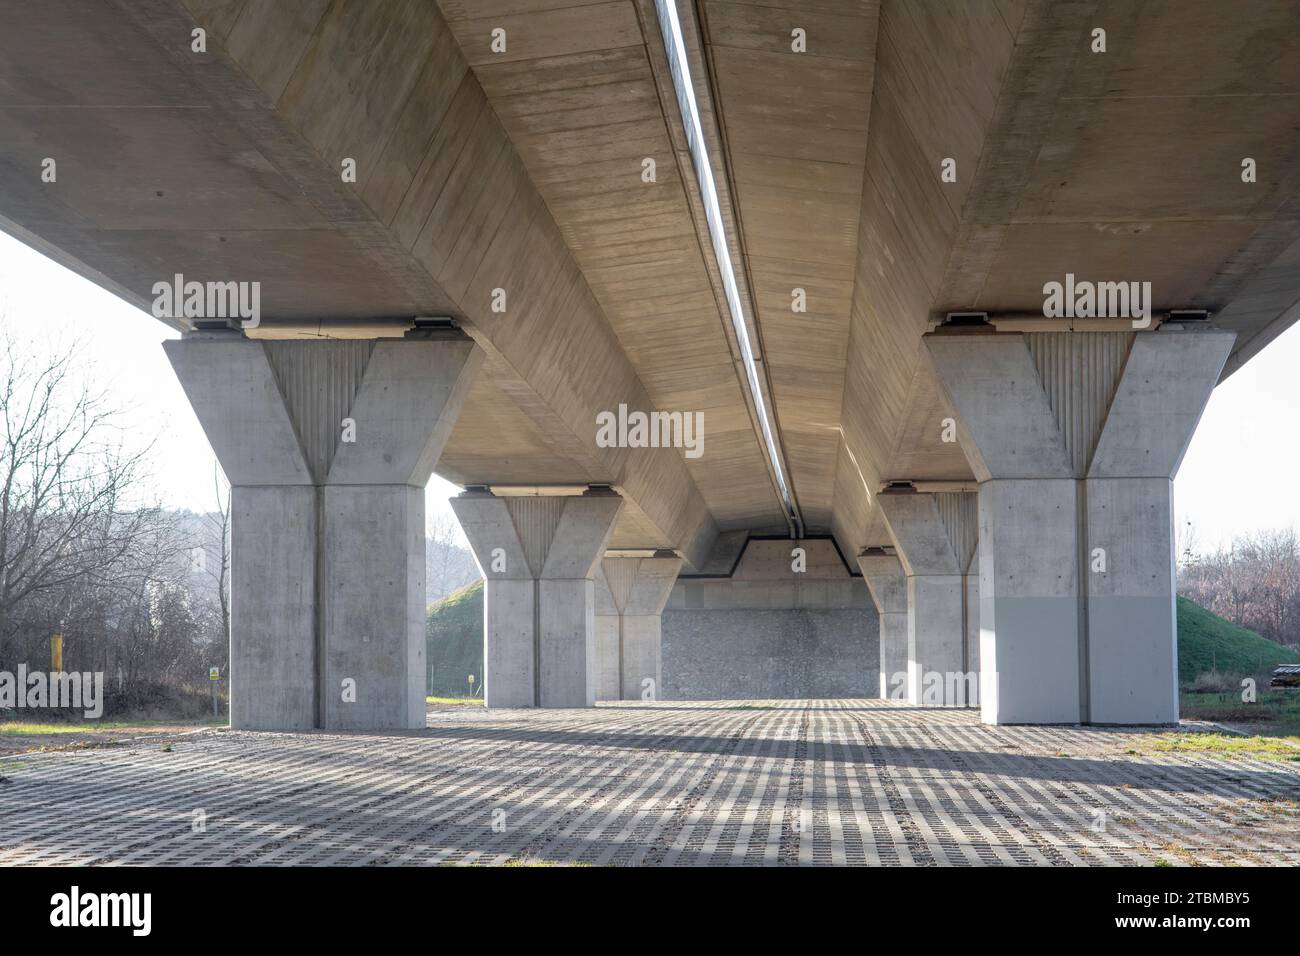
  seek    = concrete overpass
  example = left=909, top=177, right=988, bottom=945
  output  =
left=2, top=0, right=1297, bottom=728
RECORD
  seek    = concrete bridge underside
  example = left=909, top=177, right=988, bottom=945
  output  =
left=2, top=0, right=1299, bottom=728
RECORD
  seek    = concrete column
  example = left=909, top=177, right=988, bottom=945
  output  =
left=595, top=554, right=683, bottom=701
left=927, top=326, right=1235, bottom=724
left=165, top=329, right=481, bottom=730
left=877, top=490, right=979, bottom=706
left=857, top=550, right=908, bottom=700
left=451, top=490, right=623, bottom=708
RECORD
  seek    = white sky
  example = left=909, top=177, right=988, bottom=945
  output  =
left=0, top=226, right=1296, bottom=553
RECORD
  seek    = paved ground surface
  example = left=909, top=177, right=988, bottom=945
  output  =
left=1, top=700, right=1297, bottom=866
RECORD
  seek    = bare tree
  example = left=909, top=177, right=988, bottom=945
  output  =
left=203, top=462, right=230, bottom=645
left=1179, top=524, right=1300, bottom=650
left=425, top=510, right=479, bottom=605
left=0, top=333, right=157, bottom=664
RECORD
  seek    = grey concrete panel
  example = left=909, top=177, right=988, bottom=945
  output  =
left=1086, top=477, right=1178, bottom=724
left=907, top=574, right=966, bottom=705
left=1088, top=597, right=1179, bottom=725
left=621, top=615, right=662, bottom=701
left=878, top=610, right=909, bottom=700
left=263, top=340, right=374, bottom=482
left=623, top=557, right=682, bottom=615
left=594, top=614, right=621, bottom=701
left=321, top=484, right=426, bottom=730
left=450, top=494, right=531, bottom=580
left=862, top=572, right=907, bottom=614
left=538, top=578, right=596, bottom=708
left=1089, top=329, right=1235, bottom=479
left=879, top=494, right=961, bottom=575
left=328, top=337, right=482, bottom=486
left=925, top=333, right=1072, bottom=481
left=539, top=495, right=624, bottom=580
left=484, top=578, right=536, bottom=708
left=593, top=563, right=619, bottom=616
left=857, top=553, right=905, bottom=603
left=979, top=596, right=1082, bottom=725
left=979, top=479, right=1079, bottom=599
left=1086, top=478, right=1176, bottom=600
left=978, top=479, right=1081, bottom=724
left=163, top=338, right=311, bottom=485
left=229, top=485, right=316, bottom=730
left=689, top=529, right=750, bottom=575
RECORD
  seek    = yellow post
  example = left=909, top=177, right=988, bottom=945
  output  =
left=51, top=634, right=64, bottom=672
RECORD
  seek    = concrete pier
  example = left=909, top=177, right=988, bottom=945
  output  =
left=165, top=330, right=481, bottom=730
left=451, top=490, right=623, bottom=708
left=927, top=327, right=1235, bottom=724
left=594, top=554, right=683, bottom=701
left=857, top=550, right=909, bottom=699
left=877, top=490, right=979, bottom=706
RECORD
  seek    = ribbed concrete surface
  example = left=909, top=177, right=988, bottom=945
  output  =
left=1026, top=331, right=1132, bottom=476
left=263, top=340, right=374, bottom=481
left=2, top=701, right=1297, bottom=866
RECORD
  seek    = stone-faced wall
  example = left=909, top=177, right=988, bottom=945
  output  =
left=662, top=538, right=878, bottom=700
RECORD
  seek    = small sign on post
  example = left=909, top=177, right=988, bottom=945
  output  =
left=209, top=667, right=221, bottom=718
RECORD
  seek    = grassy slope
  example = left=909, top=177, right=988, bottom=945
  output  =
left=426, top=579, right=484, bottom=698
left=1174, top=598, right=1300, bottom=741
left=1176, top=596, right=1300, bottom=683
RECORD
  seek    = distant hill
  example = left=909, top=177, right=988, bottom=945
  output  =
left=423, top=585, right=1300, bottom=694
left=426, top=579, right=484, bottom=698
left=1176, top=596, right=1300, bottom=683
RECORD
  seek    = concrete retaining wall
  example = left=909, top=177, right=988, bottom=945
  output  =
left=661, top=539, right=878, bottom=700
